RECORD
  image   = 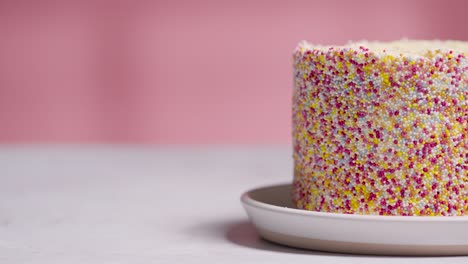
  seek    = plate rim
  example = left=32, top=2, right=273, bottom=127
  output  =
left=241, top=183, right=468, bottom=222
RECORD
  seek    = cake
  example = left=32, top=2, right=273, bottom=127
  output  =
left=292, top=40, right=468, bottom=216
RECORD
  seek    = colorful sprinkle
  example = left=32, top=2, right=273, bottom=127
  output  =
left=292, top=40, right=468, bottom=216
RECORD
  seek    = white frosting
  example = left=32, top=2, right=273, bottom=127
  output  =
left=298, top=39, right=468, bottom=57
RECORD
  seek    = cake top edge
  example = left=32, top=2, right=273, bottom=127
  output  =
left=296, top=39, right=468, bottom=57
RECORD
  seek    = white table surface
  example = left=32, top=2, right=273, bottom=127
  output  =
left=1, top=146, right=468, bottom=263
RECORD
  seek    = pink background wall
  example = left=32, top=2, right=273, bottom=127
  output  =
left=1, top=0, right=467, bottom=144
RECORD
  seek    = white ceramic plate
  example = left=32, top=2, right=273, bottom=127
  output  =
left=241, top=183, right=468, bottom=256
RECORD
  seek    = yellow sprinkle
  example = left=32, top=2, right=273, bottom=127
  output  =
left=337, top=61, right=343, bottom=69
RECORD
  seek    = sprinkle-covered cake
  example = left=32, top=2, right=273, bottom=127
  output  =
left=292, top=40, right=468, bottom=216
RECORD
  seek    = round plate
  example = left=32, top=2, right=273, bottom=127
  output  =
left=241, top=183, right=468, bottom=256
